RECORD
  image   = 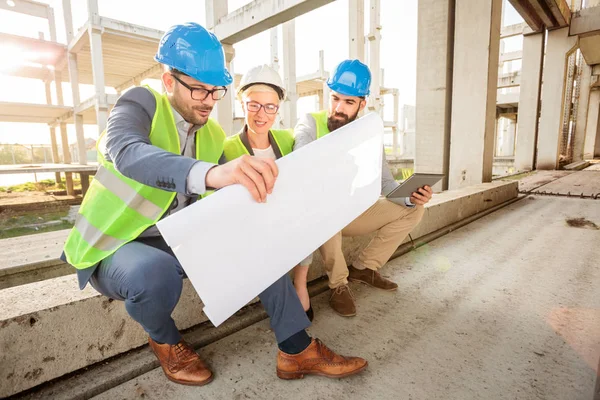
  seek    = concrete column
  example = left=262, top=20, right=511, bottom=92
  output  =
left=414, top=0, right=455, bottom=190
left=63, top=0, right=86, bottom=173
left=584, top=90, right=600, bottom=158
left=573, top=62, right=592, bottom=162
left=536, top=28, right=578, bottom=169
left=503, top=116, right=517, bottom=156
left=392, top=90, right=399, bottom=158
left=87, top=0, right=108, bottom=140
left=44, top=79, right=62, bottom=182
left=367, top=0, right=382, bottom=114
left=47, top=6, right=57, bottom=42
left=514, top=32, right=544, bottom=171
left=59, top=123, right=74, bottom=195
left=596, top=104, right=600, bottom=158
left=205, top=0, right=227, bottom=29
left=270, top=27, right=279, bottom=71
left=349, top=0, right=365, bottom=62
left=321, top=80, right=330, bottom=111
left=448, top=0, right=502, bottom=189
left=282, top=20, right=297, bottom=128
left=68, top=48, right=86, bottom=166
left=206, top=0, right=234, bottom=133
left=218, top=44, right=235, bottom=134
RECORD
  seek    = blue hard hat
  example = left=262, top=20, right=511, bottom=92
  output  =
left=327, top=59, right=371, bottom=97
left=155, top=22, right=233, bottom=87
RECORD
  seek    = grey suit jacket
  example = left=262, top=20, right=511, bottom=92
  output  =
left=101, top=87, right=215, bottom=195
left=73, top=87, right=216, bottom=288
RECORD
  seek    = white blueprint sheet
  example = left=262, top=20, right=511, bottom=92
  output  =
left=157, top=112, right=384, bottom=326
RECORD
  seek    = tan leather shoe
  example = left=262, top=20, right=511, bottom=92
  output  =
left=149, top=338, right=213, bottom=386
left=329, top=284, right=356, bottom=317
left=348, top=265, right=398, bottom=291
left=277, top=338, right=368, bottom=380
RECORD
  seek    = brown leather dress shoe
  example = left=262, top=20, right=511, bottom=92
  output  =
left=329, top=284, right=356, bottom=317
left=149, top=338, right=213, bottom=386
left=277, top=338, right=368, bottom=380
left=348, top=265, right=398, bottom=291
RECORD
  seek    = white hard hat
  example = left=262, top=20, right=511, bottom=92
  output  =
left=238, top=64, right=286, bottom=100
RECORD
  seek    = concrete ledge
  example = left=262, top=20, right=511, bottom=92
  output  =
left=0, top=230, right=71, bottom=289
left=0, top=181, right=517, bottom=397
left=0, top=276, right=210, bottom=397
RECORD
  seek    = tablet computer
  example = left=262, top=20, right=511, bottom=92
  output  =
left=386, top=173, right=445, bottom=199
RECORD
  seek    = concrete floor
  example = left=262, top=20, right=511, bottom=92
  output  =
left=92, top=195, right=600, bottom=400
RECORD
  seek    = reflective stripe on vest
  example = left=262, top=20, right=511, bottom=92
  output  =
left=223, top=128, right=294, bottom=161
left=310, top=110, right=330, bottom=139
left=64, top=86, right=226, bottom=269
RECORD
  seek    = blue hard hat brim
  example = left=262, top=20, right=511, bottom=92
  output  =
left=327, top=81, right=370, bottom=97
left=154, top=54, right=233, bottom=87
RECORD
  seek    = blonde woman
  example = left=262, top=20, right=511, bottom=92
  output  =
left=223, top=64, right=313, bottom=321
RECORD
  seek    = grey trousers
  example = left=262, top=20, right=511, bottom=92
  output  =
left=88, top=236, right=311, bottom=345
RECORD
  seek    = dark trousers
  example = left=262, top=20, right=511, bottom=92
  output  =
left=88, top=237, right=311, bottom=344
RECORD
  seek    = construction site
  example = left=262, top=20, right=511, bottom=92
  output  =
left=0, top=0, right=599, bottom=399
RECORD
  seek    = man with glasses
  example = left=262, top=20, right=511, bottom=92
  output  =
left=62, top=23, right=368, bottom=387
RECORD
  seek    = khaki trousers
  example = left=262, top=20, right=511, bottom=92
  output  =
left=319, top=198, right=425, bottom=289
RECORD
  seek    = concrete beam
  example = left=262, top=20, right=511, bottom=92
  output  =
left=449, top=0, right=502, bottom=189
left=212, top=0, right=335, bottom=44
left=514, top=32, right=545, bottom=172
left=500, top=50, right=523, bottom=62
left=115, top=64, right=162, bottom=93
left=73, top=94, right=118, bottom=115
left=578, top=34, right=600, bottom=66
left=0, top=0, right=48, bottom=19
left=529, top=0, right=557, bottom=28
left=545, top=0, right=571, bottom=27
left=508, top=0, right=570, bottom=30
left=498, top=71, right=522, bottom=88
left=507, top=0, right=544, bottom=31
left=501, top=22, right=530, bottom=38
left=536, top=27, right=578, bottom=169
left=570, top=5, right=600, bottom=52
left=68, top=23, right=89, bottom=53
left=100, top=17, right=164, bottom=42
left=415, top=0, right=455, bottom=190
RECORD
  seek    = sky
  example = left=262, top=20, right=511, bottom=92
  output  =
left=0, top=0, right=523, bottom=146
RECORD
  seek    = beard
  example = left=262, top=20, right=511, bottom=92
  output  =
left=326, top=108, right=360, bottom=132
left=171, top=95, right=213, bottom=126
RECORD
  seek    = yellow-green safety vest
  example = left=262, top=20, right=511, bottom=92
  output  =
left=223, top=128, right=294, bottom=161
left=64, top=86, right=226, bottom=269
left=310, top=110, right=330, bottom=139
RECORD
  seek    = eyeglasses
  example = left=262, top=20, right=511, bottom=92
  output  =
left=245, top=101, right=279, bottom=115
left=171, top=74, right=228, bottom=101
